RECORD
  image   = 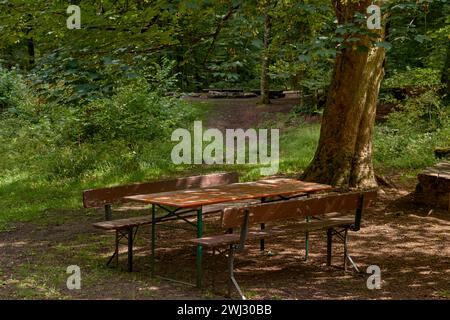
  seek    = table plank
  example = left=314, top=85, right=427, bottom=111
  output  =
left=124, top=178, right=332, bottom=208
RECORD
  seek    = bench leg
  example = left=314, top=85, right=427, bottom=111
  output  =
left=343, top=228, right=360, bottom=273
left=106, top=230, right=120, bottom=268
left=304, top=216, right=311, bottom=261
left=127, top=228, right=133, bottom=272
left=227, top=245, right=246, bottom=300
left=105, top=228, right=137, bottom=272
left=212, top=249, right=216, bottom=292
left=343, top=229, right=348, bottom=271
left=327, top=228, right=333, bottom=266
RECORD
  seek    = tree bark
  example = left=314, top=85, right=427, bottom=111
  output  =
left=260, top=1, right=272, bottom=105
left=301, top=0, right=386, bottom=189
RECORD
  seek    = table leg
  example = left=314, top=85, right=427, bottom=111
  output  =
left=260, top=223, right=265, bottom=251
left=196, top=207, right=203, bottom=288
left=305, top=216, right=310, bottom=261
left=305, top=193, right=311, bottom=261
left=151, top=204, right=156, bottom=278
left=260, top=197, right=266, bottom=251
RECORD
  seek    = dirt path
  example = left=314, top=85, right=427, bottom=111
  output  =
left=189, top=95, right=390, bottom=130
left=187, top=97, right=301, bottom=130
left=1, top=178, right=449, bottom=300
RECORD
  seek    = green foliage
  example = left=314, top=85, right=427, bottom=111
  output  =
left=383, top=67, right=442, bottom=88
left=0, top=67, right=31, bottom=113
left=0, top=72, right=200, bottom=180
left=374, top=123, right=450, bottom=169
left=54, top=82, right=192, bottom=144
left=374, top=89, right=450, bottom=169
left=386, top=90, right=447, bottom=131
left=386, top=0, right=450, bottom=76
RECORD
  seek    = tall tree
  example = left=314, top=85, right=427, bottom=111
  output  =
left=302, top=0, right=387, bottom=189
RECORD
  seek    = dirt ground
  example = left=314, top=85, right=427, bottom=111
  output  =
left=201, top=96, right=301, bottom=130
left=0, top=97, right=449, bottom=300
left=0, top=181, right=449, bottom=300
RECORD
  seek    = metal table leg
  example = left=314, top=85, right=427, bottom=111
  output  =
left=151, top=203, right=156, bottom=278
left=196, top=207, right=203, bottom=288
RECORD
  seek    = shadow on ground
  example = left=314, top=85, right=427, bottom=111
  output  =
left=0, top=185, right=449, bottom=300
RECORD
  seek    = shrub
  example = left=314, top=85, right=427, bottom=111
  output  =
left=0, top=73, right=201, bottom=180
left=383, top=67, right=442, bottom=88
left=374, top=89, right=450, bottom=169
left=0, top=67, right=31, bottom=114
left=51, top=80, right=198, bottom=145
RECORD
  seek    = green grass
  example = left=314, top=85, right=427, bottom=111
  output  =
left=1, top=111, right=448, bottom=230
left=0, top=123, right=320, bottom=230
left=438, top=290, right=449, bottom=299
left=278, top=124, right=320, bottom=175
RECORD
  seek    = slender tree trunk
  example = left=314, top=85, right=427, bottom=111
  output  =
left=292, top=71, right=304, bottom=109
left=25, top=19, right=34, bottom=69
left=260, top=1, right=271, bottom=105
left=441, top=39, right=450, bottom=100
left=301, top=0, right=386, bottom=189
left=27, top=37, right=35, bottom=68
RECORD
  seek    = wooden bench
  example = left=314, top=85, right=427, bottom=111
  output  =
left=190, top=190, right=377, bottom=299
left=86, top=172, right=239, bottom=271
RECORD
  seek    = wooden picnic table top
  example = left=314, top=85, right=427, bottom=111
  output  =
left=124, top=178, right=332, bottom=208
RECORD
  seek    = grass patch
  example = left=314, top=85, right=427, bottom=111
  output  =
left=2, top=118, right=446, bottom=230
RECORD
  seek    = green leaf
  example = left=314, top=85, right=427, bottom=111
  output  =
left=374, top=41, right=392, bottom=50
left=414, top=35, right=431, bottom=43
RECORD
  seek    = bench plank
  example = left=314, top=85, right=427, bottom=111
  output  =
left=189, top=216, right=355, bottom=247
left=190, top=231, right=272, bottom=247
left=83, top=172, right=239, bottom=208
left=93, top=216, right=153, bottom=230
left=221, top=191, right=377, bottom=229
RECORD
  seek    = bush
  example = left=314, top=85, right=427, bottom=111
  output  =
left=0, top=67, right=31, bottom=114
left=383, top=67, right=442, bottom=88
left=385, top=90, right=448, bottom=132
left=374, top=89, right=450, bottom=169
left=51, top=80, right=198, bottom=145
left=0, top=73, right=201, bottom=180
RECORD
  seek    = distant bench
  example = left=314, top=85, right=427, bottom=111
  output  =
left=84, top=172, right=239, bottom=271
left=190, top=190, right=377, bottom=299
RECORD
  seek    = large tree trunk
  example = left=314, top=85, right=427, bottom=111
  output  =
left=260, top=1, right=271, bottom=105
left=301, top=0, right=386, bottom=189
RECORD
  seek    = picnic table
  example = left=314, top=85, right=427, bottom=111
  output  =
left=124, top=178, right=332, bottom=288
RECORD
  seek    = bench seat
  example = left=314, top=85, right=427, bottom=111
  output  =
left=92, top=199, right=259, bottom=231
left=93, top=216, right=153, bottom=230
left=190, top=215, right=354, bottom=247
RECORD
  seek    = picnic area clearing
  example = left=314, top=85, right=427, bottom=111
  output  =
left=1, top=176, right=448, bottom=300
